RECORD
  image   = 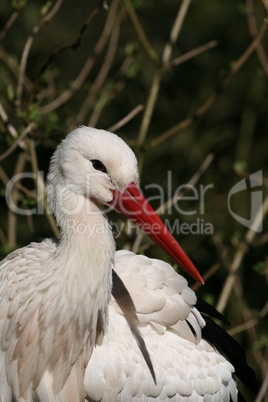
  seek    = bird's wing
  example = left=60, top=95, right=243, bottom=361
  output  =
left=0, top=239, right=55, bottom=400
left=196, top=298, right=257, bottom=397
left=85, top=250, right=237, bottom=401
left=0, top=239, right=88, bottom=401
left=112, top=250, right=205, bottom=344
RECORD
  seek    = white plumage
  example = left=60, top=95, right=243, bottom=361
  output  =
left=85, top=250, right=237, bottom=402
left=0, top=126, right=255, bottom=402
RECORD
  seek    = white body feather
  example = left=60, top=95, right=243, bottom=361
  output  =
left=85, top=250, right=237, bottom=402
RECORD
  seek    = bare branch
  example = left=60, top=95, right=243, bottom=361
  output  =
left=136, top=0, right=192, bottom=159
left=108, top=104, right=144, bottom=132
left=223, top=20, right=268, bottom=81
left=169, top=40, right=218, bottom=68
left=33, top=3, right=103, bottom=91
left=191, top=263, right=220, bottom=292
left=136, top=69, right=161, bottom=152
left=0, top=165, right=9, bottom=186
left=232, top=276, right=268, bottom=379
left=16, top=0, right=64, bottom=107
left=255, top=373, right=268, bottom=402
left=0, top=44, right=32, bottom=90
left=0, top=102, right=18, bottom=138
left=77, top=16, right=121, bottom=125
left=162, top=0, right=192, bottom=64
left=0, top=122, right=35, bottom=162
left=0, top=227, right=7, bottom=246
left=228, top=300, right=268, bottom=336
left=148, top=20, right=268, bottom=149
left=0, top=9, right=20, bottom=41
left=88, top=81, right=125, bottom=129
left=132, top=153, right=214, bottom=254
left=41, top=0, right=64, bottom=23
left=261, top=0, right=268, bottom=14
left=123, top=0, right=159, bottom=65
left=216, top=193, right=268, bottom=313
left=156, top=153, right=214, bottom=215
left=38, top=0, right=119, bottom=115
left=7, top=152, right=27, bottom=248
left=27, top=139, right=60, bottom=239
left=246, top=0, right=268, bottom=75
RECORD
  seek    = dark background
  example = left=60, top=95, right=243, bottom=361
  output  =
left=0, top=1, right=267, bottom=400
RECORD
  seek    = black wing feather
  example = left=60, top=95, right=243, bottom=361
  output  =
left=112, top=269, right=156, bottom=384
left=197, top=298, right=257, bottom=394
left=196, top=297, right=229, bottom=324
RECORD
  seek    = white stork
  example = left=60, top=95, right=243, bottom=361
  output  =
left=0, top=126, right=256, bottom=402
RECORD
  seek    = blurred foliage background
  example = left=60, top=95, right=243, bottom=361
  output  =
left=0, top=0, right=268, bottom=400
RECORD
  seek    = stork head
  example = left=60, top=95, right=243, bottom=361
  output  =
left=48, top=126, right=139, bottom=206
left=48, top=125, right=203, bottom=283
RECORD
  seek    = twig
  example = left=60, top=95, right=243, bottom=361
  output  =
left=162, top=0, right=192, bottom=64
left=233, top=166, right=267, bottom=182
left=156, top=153, right=214, bottom=215
left=136, top=68, right=161, bottom=151
left=88, top=91, right=111, bottom=129
left=255, top=373, right=268, bottom=402
left=41, top=0, right=63, bottom=23
left=207, top=220, right=268, bottom=376
left=191, top=263, right=220, bottom=292
left=216, top=194, right=268, bottom=313
left=17, top=21, right=45, bottom=103
left=147, top=20, right=268, bottom=149
left=0, top=165, right=9, bottom=186
left=38, top=58, right=96, bottom=114
left=211, top=233, right=231, bottom=269
left=246, top=0, right=268, bottom=75
left=123, top=0, right=159, bottom=65
left=0, top=44, right=32, bottom=90
left=233, top=276, right=268, bottom=380
left=108, top=104, right=144, bottom=132
left=38, top=0, right=119, bottom=115
left=27, top=139, right=60, bottom=239
left=132, top=153, right=214, bottom=254
left=0, top=227, right=7, bottom=246
left=223, top=20, right=268, bottom=82
left=254, top=230, right=268, bottom=248
left=7, top=152, right=27, bottom=247
left=228, top=300, right=268, bottom=336
left=88, top=80, right=125, bottom=128
left=77, top=14, right=120, bottom=125
left=137, top=0, right=192, bottom=158
left=0, top=9, right=20, bottom=41
left=32, top=3, right=103, bottom=96
left=16, top=0, right=63, bottom=107
left=169, top=40, right=218, bottom=68
left=0, top=122, right=35, bottom=162
left=261, top=0, right=268, bottom=14
left=15, top=183, right=37, bottom=199
left=0, top=102, right=18, bottom=138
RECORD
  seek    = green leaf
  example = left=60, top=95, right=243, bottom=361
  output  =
left=11, top=0, right=28, bottom=10
left=41, top=1, right=53, bottom=16
left=7, top=85, right=15, bottom=101
left=233, top=160, right=248, bottom=172
left=253, top=334, right=268, bottom=350
left=253, top=261, right=268, bottom=276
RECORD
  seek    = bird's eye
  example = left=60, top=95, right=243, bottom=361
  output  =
left=91, top=159, right=107, bottom=173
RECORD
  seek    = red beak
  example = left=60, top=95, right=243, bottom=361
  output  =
left=109, top=182, right=204, bottom=284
